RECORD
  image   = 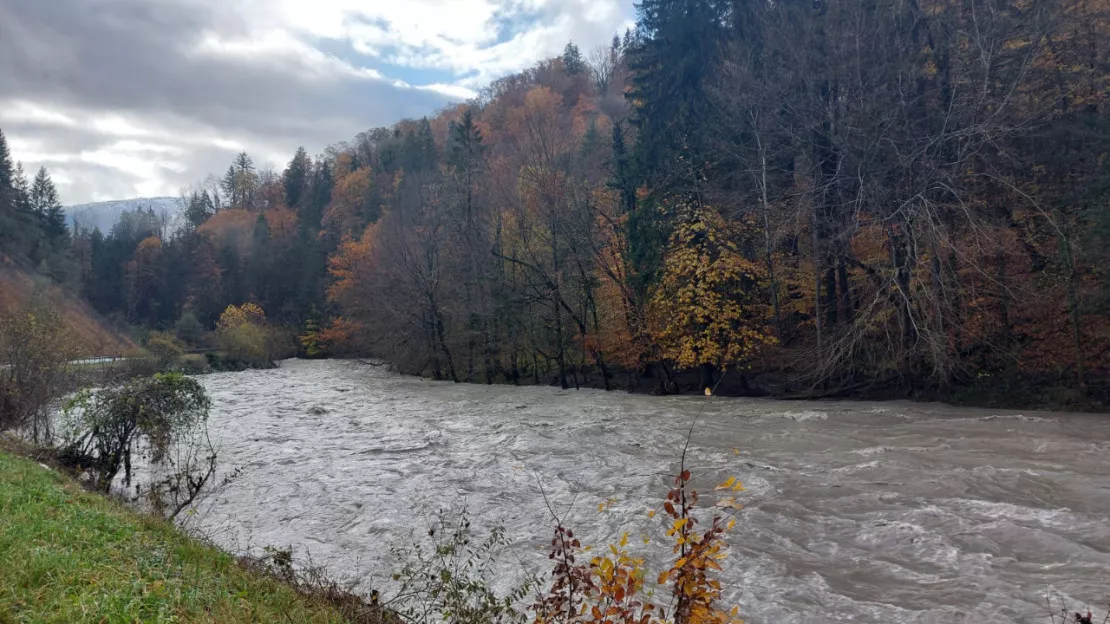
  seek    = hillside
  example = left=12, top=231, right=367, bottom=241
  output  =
left=0, top=261, right=135, bottom=357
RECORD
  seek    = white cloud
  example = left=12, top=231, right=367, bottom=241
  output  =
left=418, top=83, right=480, bottom=100
left=237, top=0, right=633, bottom=88
left=1, top=0, right=635, bottom=204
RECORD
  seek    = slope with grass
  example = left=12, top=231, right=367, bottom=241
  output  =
left=0, top=449, right=348, bottom=624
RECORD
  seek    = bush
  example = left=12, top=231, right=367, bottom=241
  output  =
left=299, top=319, right=329, bottom=359
left=0, top=297, right=76, bottom=441
left=145, top=330, right=186, bottom=369
left=61, top=373, right=214, bottom=512
left=382, top=465, right=744, bottom=624
left=216, top=303, right=278, bottom=368
left=388, top=509, right=532, bottom=624
left=174, top=311, right=206, bottom=347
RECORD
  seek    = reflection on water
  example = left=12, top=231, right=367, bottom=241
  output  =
left=192, top=360, right=1110, bottom=623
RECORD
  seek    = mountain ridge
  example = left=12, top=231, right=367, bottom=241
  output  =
left=67, top=197, right=184, bottom=233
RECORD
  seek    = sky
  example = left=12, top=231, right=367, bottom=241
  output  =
left=0, top=0, right=635, bottom=205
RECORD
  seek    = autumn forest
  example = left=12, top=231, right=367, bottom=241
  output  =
left=3, top=0, right=1110, bottom=406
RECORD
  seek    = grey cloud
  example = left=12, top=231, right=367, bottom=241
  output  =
left=0, top=0, right=455, bottom=203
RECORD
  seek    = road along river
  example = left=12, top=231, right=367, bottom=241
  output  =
left=189, top=359, right=1110, bottom=623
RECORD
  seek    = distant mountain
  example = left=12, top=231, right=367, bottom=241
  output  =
left=67, top=197, right=185, bottom=234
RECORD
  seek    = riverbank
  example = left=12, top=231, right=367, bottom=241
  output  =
left=0, top=447, right=373, bottom=623
left=373, top=357, right=1109, bottom=414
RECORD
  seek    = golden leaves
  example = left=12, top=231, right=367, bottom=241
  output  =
left=647, top=201, right=776, bottom=372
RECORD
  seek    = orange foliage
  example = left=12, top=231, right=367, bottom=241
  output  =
left=323, top=167, right=375, bottom=238
left=264, top=205, right=298, bottom=241
left=327, top=222, right=381, bottom=313
left=197, top=208, right=258, bottom=255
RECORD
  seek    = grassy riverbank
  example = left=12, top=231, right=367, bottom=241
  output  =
left=0, top=449, right=351, bottom=624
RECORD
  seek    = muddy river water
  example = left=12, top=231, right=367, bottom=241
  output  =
left=191, top=360, right=1110, bottom=623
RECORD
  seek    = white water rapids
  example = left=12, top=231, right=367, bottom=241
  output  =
left=189, top=359, right=1110, bottom=623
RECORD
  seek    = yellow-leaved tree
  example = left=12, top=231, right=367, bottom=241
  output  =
left=216, top=303, right=274, bottom=368
left=650, top=202, right=774, bottom=379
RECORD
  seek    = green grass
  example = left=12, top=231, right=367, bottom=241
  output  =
left=0, top=449, right=348, bottom=624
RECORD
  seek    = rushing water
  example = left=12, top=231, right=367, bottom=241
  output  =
left=191, top=359, right=1110, bottom=623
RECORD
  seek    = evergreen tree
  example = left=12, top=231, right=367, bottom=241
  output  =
left=201, top=190, right=216, bottom=218
left=412, top=118, right=438, bottom=172
left=282, top=146, right=311, bottom=208
left=562, top=41, right=586, bottom=74
left=219, top=153, right=258, bottom=210
left=233, top=152, right=257, bottom=209
left=12, top=163, right=31, bottom=214
left=628, top=0, right=730, bottom=184
left=0, top=130, right=16, bottom=220
left=447, top=108, right=486, bottom=227
left=249, top=212, right=272, bottom=305
left=621, top=27, right=635, bottom=52
left=220, top=165, right=237, bottom=206
left=0, top=128, right=13, bottom=196
left=31, top=167, right=67, bottom=243
left=447, top=109, right=484, bottom=171
left=299, top=159, right=332, bottom=229
left=184, top=191, right=213, bottom=230
left=234, top=152, right=255, bottom=176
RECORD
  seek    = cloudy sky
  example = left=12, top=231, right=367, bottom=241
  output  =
left=0, top=0, right=634, bottom=205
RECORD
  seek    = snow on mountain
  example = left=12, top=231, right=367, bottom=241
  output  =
left=66, top=197, right=185, bottom=234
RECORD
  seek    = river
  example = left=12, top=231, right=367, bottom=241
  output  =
left=190, top=359, right=1110, bottom=623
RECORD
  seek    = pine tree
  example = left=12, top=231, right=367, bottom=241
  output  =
left=249, top=212, right=272, bottom=304
left=30, top=167, right=68, bottom=246
left=416, top=118, right=437, bottom=171
left=447, top=109, right=484, bottom=170
left=447, top=108, right=486, bottom=227
left=220, top=153, right=258, bottom=210
left=12, top=163, right=31, bottom=214
left=628, top=0, right=730, bottom=183
left=562, top=41, right=586, bottom=74
left=0, top=128, right=13, bottom=193
left=30, top=167, right=55, bottom=213
left=233, top=152, right=257, bottom=209
left=220, top=165, right=237, bottom=207
left=282, top=146, right=311, bottom=208
left=0, top=129, right=14, bottom=215
left=184, top=191, right=213, bottom=229
left=201, top=190, right=215, bottom=218
left=234, top=152, right=255, bottom=175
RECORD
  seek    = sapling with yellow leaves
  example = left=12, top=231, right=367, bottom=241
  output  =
left=532, top=466, right=745, bottom=624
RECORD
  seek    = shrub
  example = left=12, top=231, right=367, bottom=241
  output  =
left=383, top=466, right=743, bottom=624
left=531, top=467, right=743, bottom=624
left=299, top=319, right=329, bottom=359
left=145, top=330, right=186, bottom=369
left=0, top=297, right=76, bottom=441
left=388, top=509, right=532, bottom=624
left=216, top=303, right=276, bottom=368
left=174, top=310, right=206, bottom=347
left=61, top=373, right=213, bottom=505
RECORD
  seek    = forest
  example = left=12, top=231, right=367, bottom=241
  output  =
left=2, top=0, right=1109, bottom=405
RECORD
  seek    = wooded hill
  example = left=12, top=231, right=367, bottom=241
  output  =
left=0, top=131, right=134, bottom=356
left=8, top=0, right=1110, bottom=405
